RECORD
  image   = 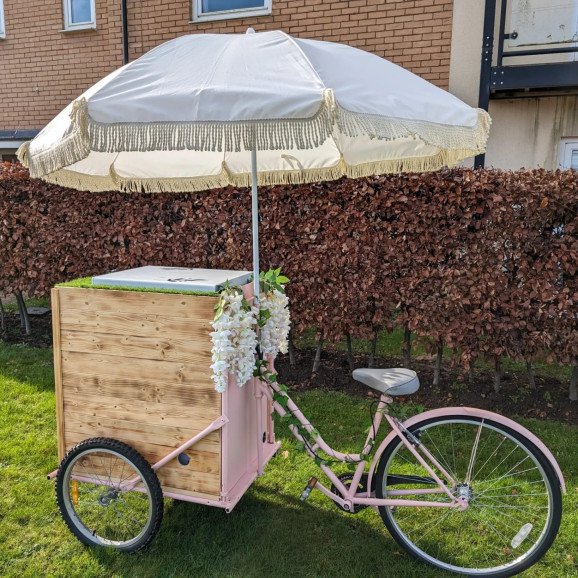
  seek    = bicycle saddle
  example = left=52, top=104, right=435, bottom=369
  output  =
left=352, top=367, right=420, bottom=396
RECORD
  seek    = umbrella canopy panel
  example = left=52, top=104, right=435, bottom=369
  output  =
left=18, top=30, right=490, bottom=192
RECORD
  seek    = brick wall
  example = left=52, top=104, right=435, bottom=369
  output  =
left=0, top=0, right=124, bottom=131
left=0, top=0, right=453, bottom=132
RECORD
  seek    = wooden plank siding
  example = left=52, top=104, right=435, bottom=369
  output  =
left=51, top=288, right=66, bottom=461
left=53, top=287, right=222, bottom=500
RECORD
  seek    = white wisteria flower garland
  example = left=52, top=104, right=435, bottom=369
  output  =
left=210, top=289, right=258, bottom=393
left=210, top=269, right=290, bottom=393
left=259, top=289, right=290, bottom=357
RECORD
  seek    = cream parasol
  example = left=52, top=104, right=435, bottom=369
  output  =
left=18, top=29, right=490, bottom=300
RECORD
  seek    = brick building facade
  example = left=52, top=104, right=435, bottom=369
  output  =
left=2, top=1, right=576, bottom=169
left=0, top=0, right=454, bottom=154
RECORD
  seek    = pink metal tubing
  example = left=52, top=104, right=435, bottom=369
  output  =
left=352, top=496, right=464, bottom=509
left=120, top=416, right=229, bottom=491
left=163, top=490, right=230, bottom=509
left=273, top=399, right=321, bottom=461
left=71, top=474, right=149, bottom=497
left=367, top=406, right=566, bottom=494
left=319, top=462, right=353, bottom=498
left=254, top=378, right=264, bottom=475
left=272, top=400, right=287, bottom=418
left=360, top=397, right=387, bottom=455
left=258, top=379, right=273, bottom=401
left=385, top=488, right=447, bottom=496
left=313, top=479, right=462, bottom=511
left=270, top=380, right=463, bottom=507
left=385, top=414, right=457, bottom=502
left=318, top=461, right=457, bottom=508
left=70, top=475, right=240, bottom=512
left=72, top=474, right=123, bottom=487
left=270, top=381, right=372, bottom=462
left=413, top=437, right=457, bottom=486
left=273, top=401, right=328, bottom=465
left=348, top=461, right=369, bottom=500
left=153, top=415, right=228, bottom=472
left=315, top=480, right=350, bottom=509
left=316, top=462, right=462, bottom=510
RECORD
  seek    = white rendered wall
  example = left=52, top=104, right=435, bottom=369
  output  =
left=448, top=0, right=578, bottom=169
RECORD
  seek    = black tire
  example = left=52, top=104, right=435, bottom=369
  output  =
left=375, top=415, right=562, bottom=577
left=56, top=437, right=164, bottom=553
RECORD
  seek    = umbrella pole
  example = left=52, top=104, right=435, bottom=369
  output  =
left=251, top=148, right=260, bottom=303
left=251, top=147, right=265, bottom=475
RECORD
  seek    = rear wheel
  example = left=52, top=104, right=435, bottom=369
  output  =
left=56, top=437, right=164, bottom=552
left=375, top=415, right=562, bottom=577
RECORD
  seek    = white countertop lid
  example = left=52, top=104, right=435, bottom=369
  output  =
left=92, top=266, right=252, bottom=292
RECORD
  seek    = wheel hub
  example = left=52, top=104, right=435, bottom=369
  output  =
left=98, top=490, right=119, bottom=506
left=454, top=482, right=474, bottom=503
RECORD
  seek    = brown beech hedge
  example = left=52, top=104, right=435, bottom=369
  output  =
left=1, top=162, right=577, bottom=373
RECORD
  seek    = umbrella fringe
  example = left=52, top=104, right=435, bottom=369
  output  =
left=336, top=107, right=491, bottom=154
left=18, top=94, right=336, bottom=179
left=37, top=148, right=482, bottom=194
left=18, top=92, right=490, bottom=183
left=17, top=132, right=92, bottom=181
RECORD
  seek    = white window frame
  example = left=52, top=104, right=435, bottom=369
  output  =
left=558, top=139, right=578, bottom=170
left=0, top=0, right=6, bottom=39
left=63, top=0, right=96, bottom=31
left=192, top=0, right=271, bottom=23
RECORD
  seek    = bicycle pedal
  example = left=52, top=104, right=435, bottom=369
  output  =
left=299, top=477, right=317, bottom=502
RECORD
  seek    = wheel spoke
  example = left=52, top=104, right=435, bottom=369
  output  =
left=422, top=429, right=460, bottom=483
left=450, top=423, right=457, bottom=481
left=483, top=444, right=522, bottom=482
left=475, top=464, right=539, bottom=497
left=377, top=417, right=558, bottom=575
left=473, top=430, right=505, bottom=480
left=413, top=508, right=454, bottom=545
left=465, top=420, right=484, bottom=484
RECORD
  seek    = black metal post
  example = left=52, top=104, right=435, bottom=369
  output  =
left=121, top=0, right=129, bottom=65
left=496, top=0, right=508, bottom=67
left=474, top=0, right=497, bottom=169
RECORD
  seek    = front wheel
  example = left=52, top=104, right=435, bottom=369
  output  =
left=375, top=415, right=562, bottom=577
left=56, top=437, right=164, bottom=552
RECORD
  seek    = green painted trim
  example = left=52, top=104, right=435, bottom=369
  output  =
left=56, top=276, right=219, bottom=297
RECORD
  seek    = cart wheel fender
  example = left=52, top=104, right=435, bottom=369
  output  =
left=366, top=406, right=566, bottom=494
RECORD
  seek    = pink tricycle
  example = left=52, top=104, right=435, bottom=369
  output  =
left=53, top=358, right=564, bottom=577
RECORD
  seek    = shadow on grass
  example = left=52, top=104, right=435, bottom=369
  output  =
left=90, top=489, right=448, bottom=578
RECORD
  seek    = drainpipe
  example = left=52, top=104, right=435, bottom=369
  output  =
left=121, top=0, right=129, bottom=65
left=474, top=0, right=496, bottom=169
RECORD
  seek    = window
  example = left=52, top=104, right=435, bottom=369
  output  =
left=63, top=0, right=96, bottom=31
left=192, top=0, right=271, bottom=22
left=559, top=140, right=578, bottom=170
left=0, top=0, right=5, bottom=38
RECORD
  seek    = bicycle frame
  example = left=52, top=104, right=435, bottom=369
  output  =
left=264, top=380, right=469, bottom=513
left=48, top=374, right=565, bottom=511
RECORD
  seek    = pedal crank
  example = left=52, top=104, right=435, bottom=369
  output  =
left=331, top=473, right=368, bottom=514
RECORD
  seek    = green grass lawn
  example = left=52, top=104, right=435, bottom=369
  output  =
left=0, top=342, right=576, bottom=578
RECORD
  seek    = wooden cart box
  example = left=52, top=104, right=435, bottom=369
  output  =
left=51, top=285, right=277, bottom=508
